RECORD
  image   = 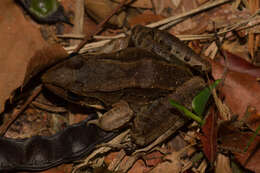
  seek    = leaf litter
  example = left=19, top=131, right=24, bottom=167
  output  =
left=0, top=0, right=260, bottom=173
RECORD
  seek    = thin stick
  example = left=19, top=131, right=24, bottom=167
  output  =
left=0, top=85, right=42, bottom=136
left=73, top=0, right=129, bottom=53
left=71, top=0, right=85, bottom=45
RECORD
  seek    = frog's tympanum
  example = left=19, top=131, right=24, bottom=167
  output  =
left=0, top=25, right=208, bottom=171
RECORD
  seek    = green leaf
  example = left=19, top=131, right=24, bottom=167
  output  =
left=244, top=124, right=260, bottom=152
left=30, top=0, right=58, bottom=18
left=170, top=100, right=204, bottom=125
left=192, top=79, right=221, bottom=117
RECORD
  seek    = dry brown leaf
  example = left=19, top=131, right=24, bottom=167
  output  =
left=218, top=121, right=260, bottom=173
left=104, top=152, right=121, bottom=166
left=235, top=143, right=260, bottom=173
left=85, top=0, right=126, bottom=27
left=211, top=60, right=260, bottom=128
left=198, top=107, right=218, bottom=163
left=149, top=151, right=182, bottom=173
left=217, top=51, right=260, bottom=78
left=23, top=44, right=68, bottom=87
left=143, top=151, right=164, bottom=167
left=0, top=0, right=48, bottom=113
left=169, top=3, right=250, bottom=35
left=166, top=0, right=209, bottom=35
left=128, top=11, right=165, bottom=27
left=114, top=0, right=153, bottom=8
left=245, top=107, right=260, bottom=131
left=120, top=157, right=148, bottom=173
left=222, top=41, right=251, bottom=62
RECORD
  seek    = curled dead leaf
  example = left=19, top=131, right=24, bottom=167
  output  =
left=0, top=0, right=48, bottom=113
left=23, top=44, right=68, bottom=87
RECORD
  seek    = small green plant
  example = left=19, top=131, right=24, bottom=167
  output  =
left=29, top=0, right=59, bottom=18
left=170, top=79, right=221, bottom=126
left=244, top=124, right=260, bottom=152
left=19, top=0, right=72, bottom=24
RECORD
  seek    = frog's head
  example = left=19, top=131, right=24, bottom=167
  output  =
left=41, top=55, right=85, bottom=100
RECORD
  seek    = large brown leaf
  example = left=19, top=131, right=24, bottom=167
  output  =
left=216, top=51, right=260, bottom=78
left=0, top=0, right=48, bottom=113
left=211, top=60, right=260, bottom=131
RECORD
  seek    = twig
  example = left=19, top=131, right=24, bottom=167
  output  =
left=0, top=85, right=42, bottom=136
left=71, top=0, right=85, bottom=45
left=65, top=40, right=111, bottom=54
left=57, top=34, right=84, bottom=39
left=73, top=0, right=129, bottom=53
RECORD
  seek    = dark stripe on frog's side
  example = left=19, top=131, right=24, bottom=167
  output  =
left=130, top=25, right=209, bottom=71
left=0, top=115, right=117, bottom=171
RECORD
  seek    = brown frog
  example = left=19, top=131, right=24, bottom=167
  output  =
left=42, top=48, right=205, bottom=146
left=42, top=26, right=207, bottom=146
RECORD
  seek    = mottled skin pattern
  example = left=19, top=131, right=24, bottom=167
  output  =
left=130, top=25, right=209, bottom=71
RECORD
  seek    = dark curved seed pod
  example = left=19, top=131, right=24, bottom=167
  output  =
left=17, top=0, right=73, bottom=25
left=0, top=115, right=117, bottom=171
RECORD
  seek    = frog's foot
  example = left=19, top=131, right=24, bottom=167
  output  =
left=87, top=100, right=134, bottom=131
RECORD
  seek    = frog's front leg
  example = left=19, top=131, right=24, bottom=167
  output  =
left=87, top=100, right=134, bottom=131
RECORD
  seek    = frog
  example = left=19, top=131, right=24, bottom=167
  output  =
left=41, top=25, right=208, bottom=147
left=41, top=47, right=206, bottom=146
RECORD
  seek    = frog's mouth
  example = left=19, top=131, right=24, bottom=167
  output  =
left=43, top=84, right=106, bottom=110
